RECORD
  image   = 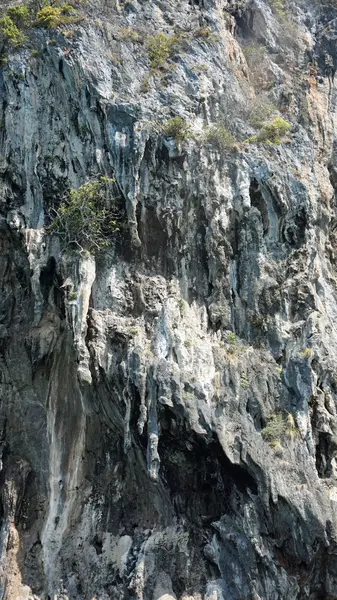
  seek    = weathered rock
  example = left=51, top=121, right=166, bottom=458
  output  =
left=0, top=0, right=337, bottom=598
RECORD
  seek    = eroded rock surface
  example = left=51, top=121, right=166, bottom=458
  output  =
left=0, top=0, right=337, bottom=598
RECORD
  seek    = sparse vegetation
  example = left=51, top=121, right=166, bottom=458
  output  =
left=140, top=74, right=151, bottom=93
left=117, top=27, right=140, bottom=43
left=227, top=332, right=237, bottom=347
left=49, top=177, right=122, bottom=254
left=36, top=5, right=77, bottom=29
left=247, top=116, right=290, bottom=145
left=127, top=326, right=140, bottom=336
left=241, top=374, right=249, bottom=388
left=7, top=5, right=31, bottom=28
left=146, top=32, right=182, bottom=71
left=0, top=16, right=26, bottom=46
left=178, top=298, right=187, bottom=316
left=248, top=96, right=276, bottom=129
left=262, top=412, right=298, bottom=448
left=267, top=0, right=287, bottom=20
left=204, top=123, right=236, bottom=150
left=0, top=1, right=82, bottom=49
left=243, top=43, right=267, bottom=69
left=191, top=63, right=208, bottom=75
left=194, top=27, right=218, bottom=43
left=299, top=347, right=313, bottom=359
left=243, top=43, right=274, bottom=90
left=161, top=116, right=191, bottom=142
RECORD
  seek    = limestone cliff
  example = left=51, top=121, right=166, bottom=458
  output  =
left=0, top=0, right=337, bottom=598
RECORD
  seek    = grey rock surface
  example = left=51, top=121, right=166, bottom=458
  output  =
left=0, top=0, right=337, bottom=598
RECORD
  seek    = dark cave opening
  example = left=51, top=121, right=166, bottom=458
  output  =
left=39, top=257, right=64, bottom=315
left=158, top=406, right=257, bottom=526
left=315, top=431, right=336, bottom=479
left=249, top=178, right=269, bottom=235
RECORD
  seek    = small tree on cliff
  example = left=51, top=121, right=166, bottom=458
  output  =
left=49, top=177, right=122, bottom=253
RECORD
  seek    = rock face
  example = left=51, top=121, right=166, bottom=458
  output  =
left=0, top=0, right=337, bottom=598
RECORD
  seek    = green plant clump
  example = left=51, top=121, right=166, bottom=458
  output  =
left=7, top=5, right=31, bottom=27
left=268, top=0, right=287, bottom=20
left=146, top=32, right=179, bottom=71
left=248, top=97, right=276, bottom=128
left=262, top=412, right=298, bottom=448
left=36, top=4, right=76, bottom=29
left=0, top=16, right=26, bottom=46
left=258, top=116, right=290, bottom=143
left=227, top=331, right=236, bottom=346
left=49, top=177, right=122, bottom=253
left=243, top=42, right=267, bottom=68
left=247, top=116, right=290, bottom=145
left=117, top=27, right=140, bottom=42
left=299, top=347, right=313, bottom=359
left=194, top=27, right=218, bottom=43
left=205, top=123, right=236, bottom=150
left=262, top=414, right=286, bottom=444
left=161, top=116, right=191, bottom=142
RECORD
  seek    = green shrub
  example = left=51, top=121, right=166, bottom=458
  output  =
left=0, top=16, right=26, bottom=45
left=262, top=412, right=298, bottom=447
left=241, top=375, right=249, bottom=388
left=227, top=332, right=236, bottom=346
left=117, top=27, right=140, bottom=42
left=204, top=123, right=236, bottom=150
left=243, top=42, right=267, bottom=69
left=262, top=413, right=286, bottom=444
left=256, top=116, right=290, bottom=144
left=268, top=0, right=287, bottom=20
left=194, top=27, right=218, bottom=43
left=248, top=96, right=276, bottom=128
left=49, top=177, right=122, bottom=253
left=146, top=32, right=180, bottom=71
left=36, top=5, right=76, bottom=29
left=299, top=347, right=312, bottom=359
left=161, top=116, right=191, bottom=142
left=7, top=5, right=31, bottom=28
left=243, top=43, right=273, bottom=89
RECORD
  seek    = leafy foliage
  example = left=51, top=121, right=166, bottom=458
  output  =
left=204, top=123, right=236, bottom=150
left=0, top=16, right=26, bottom=45
left=49, top=177, right=122, bottom=253
left=36, top=5, right=76, bottom=29
left=161, top=116, right=191, bottom=142
left=146, top=33, right=180, bottom=71
left=267, top=0, right=287, bottom=20
left=257, top=116, right=290, bottom=143
left=262, top=414, right=287, bottom=443
left=248, top=96, right=276, bottom=129
left=193, top=27, right=218, bottom=43
left=262, top=412, right=298, bottom=447
left=117, top=27, right=140, bottom=42
left=0, top=1, right=81, bottom=49
left=247, top=116, right=290, bottom=145
left=7, top=5, right=31, bottom=27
